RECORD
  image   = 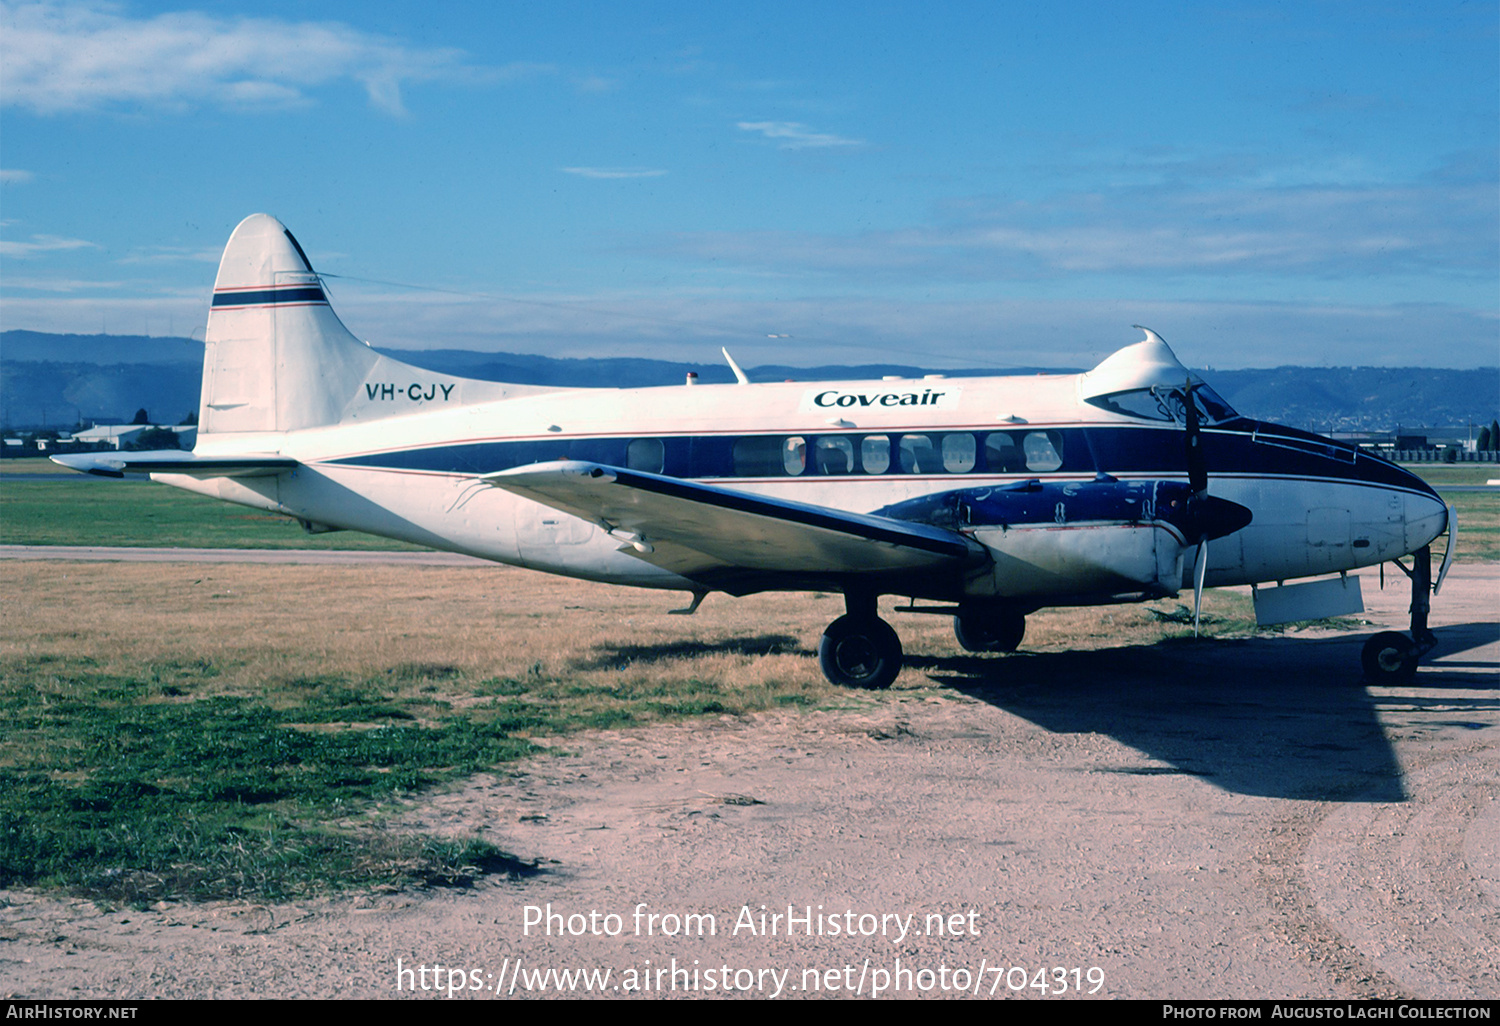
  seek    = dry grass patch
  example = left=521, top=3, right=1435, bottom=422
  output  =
left=1, top=557, right=1270, bottom=903
left=0, top=560, right=844, bottom=902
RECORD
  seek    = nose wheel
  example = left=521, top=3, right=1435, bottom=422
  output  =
left=1362, top=544, right=1438, bottom=684
left=1361, top=631, right=1420, bottom=683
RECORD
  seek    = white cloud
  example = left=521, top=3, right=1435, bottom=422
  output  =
left=0, top=169, right=35, bottom=184
left=571, top=74, right=618, bottom=94
left=279, top=287, right=1500, bottom=371
left=647, top=179, right=1498, bottom=283
left=2, top=275, right=123, bottom=291
left=561, top=167, right=668, bottom=179
left=737, top=121, right=862, bottom=149
left=5, top=276, right=1494, bottom=369
left=117, top=244, right=223, bottom=265
left=0, top=233, right=99, bottom=258
left=0, top=0, right=499, bottom=116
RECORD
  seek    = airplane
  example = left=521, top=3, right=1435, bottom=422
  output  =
left=55, top=214, right=1456, bottom=688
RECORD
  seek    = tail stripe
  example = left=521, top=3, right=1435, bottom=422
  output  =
left=212, top=285, right=328, bottom=309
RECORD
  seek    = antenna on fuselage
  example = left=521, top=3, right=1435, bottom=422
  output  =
left=722, top=347, right=750, bottom=385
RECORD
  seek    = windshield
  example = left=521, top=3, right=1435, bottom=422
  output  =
left=1086, top=384, right=1238, bottom=425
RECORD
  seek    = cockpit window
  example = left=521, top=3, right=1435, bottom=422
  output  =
left=1087, top=384, right=1237, bottom=425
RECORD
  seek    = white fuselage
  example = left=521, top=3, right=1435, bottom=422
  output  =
left=163, top=369, right=1448, bottom=603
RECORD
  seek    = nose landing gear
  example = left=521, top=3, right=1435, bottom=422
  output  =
left=1361, top=544, right=1439, bottom=684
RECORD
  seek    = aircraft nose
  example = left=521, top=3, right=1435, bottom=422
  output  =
left=1378, top=461, right=1449, bottom=552
left=1403, top=488, right=1449, bottom=552
left=1348, top=458, right=1450, bottom=564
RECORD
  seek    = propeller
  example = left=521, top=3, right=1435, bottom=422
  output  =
left=1177, top=377, right=1254, bottom=635
left=1183, top=377, right=1208, bottom=634
left=1184, top=377, right=1207, bottom=494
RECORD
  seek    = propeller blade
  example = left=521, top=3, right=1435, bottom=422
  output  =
left=1184, top=377, right=1207, bottom=495
left=1193, top=536, right=1209, bottom=637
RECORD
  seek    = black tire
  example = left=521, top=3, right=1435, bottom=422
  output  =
left=818, top=614, right=902, bottom=689
left=1361, top=631, right=1418, bottom=684
left=953, top=607, right=1026, bottom=653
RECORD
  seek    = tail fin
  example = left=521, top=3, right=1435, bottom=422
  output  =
left=199, top=214, right=546, bottom=435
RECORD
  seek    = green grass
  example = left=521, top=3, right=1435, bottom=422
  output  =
left=0, top=652, right=817, bottom=904
left=1400, top=463, right=1500, bottom=563
left=0, top=458, right=89, bottom=475
left=1396, top=463, right=1498, bottom=487
left=0, top=478, right=420, bottom=549
left=1439, top=491, right=1499, bottom=562
left=5, top=453, right=1483, bottom=908
left=0, top=660, right=516, bottom=901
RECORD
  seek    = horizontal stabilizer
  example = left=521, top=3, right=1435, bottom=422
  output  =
left=51, top=451, right=297, bottom=479
left=483, top=460, right=982, bottom=578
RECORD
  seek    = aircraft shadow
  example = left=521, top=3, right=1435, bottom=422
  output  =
left=573, top=634, right=808, bottom=671
left=908, top=624, right=1497, bottom=803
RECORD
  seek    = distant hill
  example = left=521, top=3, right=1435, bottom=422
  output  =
left=374, top=346, right=1062, bottom=389
left=0, top=330, right=205, bottom=366
left=3, top=330, right=1495, bottom=433
left=1204, top=366, right=1499, bottom=434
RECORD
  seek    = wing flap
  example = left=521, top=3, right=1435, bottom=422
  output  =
left=483, top=460, right=981, bottom=576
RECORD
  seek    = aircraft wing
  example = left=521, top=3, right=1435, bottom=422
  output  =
left=51, top=451, right=297, bottom=478
left=484, top=460, right=983, bottom=586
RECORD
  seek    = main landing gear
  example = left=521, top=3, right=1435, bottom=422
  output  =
left=952, top=602, right=1027, bottom=654
left=1361, top=544, right=1438, bottom=684
left=818, top=593, right=903, bottom=690
left=815, top=595, right=1031, bottom=688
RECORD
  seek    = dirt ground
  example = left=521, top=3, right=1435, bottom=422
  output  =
left=2, top=561, right=1495, bottom=1000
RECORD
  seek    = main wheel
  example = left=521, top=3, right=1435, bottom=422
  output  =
left=818, top=614, right=902, bottom=689
left=953, top=607, right=1026, bottom=653
left=1361, top=631, right=1418, bottom=684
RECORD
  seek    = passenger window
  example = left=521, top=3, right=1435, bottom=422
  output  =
left=1022, top=431, right=1063, bottom=472
left=861, top=435, right=891, bottom=474
left=942, top=434, right=976, bottom=473
left=898, top=434, right=940, bottom=474
left=733, top=437, right=787, bottom=476
left=783, top=436, right=807, bottom=476
left=983, top=433, right=1022, bottom=473
left=626, top=438, right=664, bottom=473
left=814, top=436, right=854, bottom=475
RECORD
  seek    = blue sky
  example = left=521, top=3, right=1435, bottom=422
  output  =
left=2, top=1, right=1496, bottom=371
